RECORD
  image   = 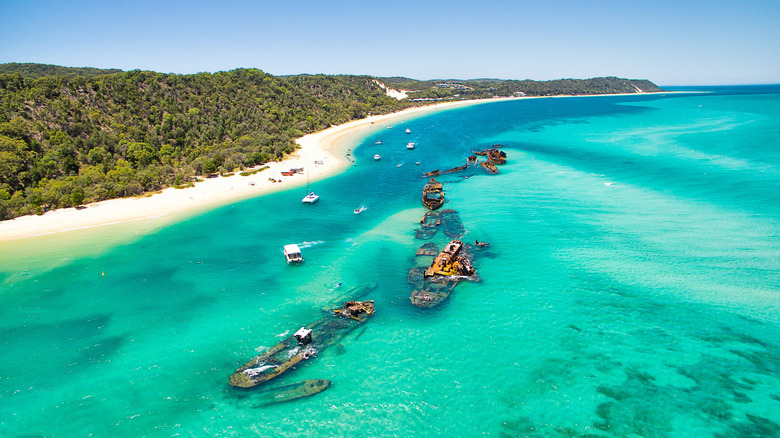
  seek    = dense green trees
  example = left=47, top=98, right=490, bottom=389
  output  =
left=0, top=63, right=662, bottom=220
left=381, top=76, right=663, bottom=100
left=0, top=67, right=412, bottom=218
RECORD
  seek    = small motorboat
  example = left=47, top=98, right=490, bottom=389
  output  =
left=374, top=154, right=381, bottom=161
left=405, top=128, right=411, bottom=134
left=407, top=142, right=415, bottom=150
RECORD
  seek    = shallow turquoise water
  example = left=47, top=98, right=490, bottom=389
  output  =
left=1, top=88, right=779, bottom=437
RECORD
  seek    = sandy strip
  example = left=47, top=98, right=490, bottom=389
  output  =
left=0, top=98, right=499, bottom=242
left=0, top=91, right=676, bottom=243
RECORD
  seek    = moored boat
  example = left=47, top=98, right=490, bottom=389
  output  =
left=302, top=191, right=320, bottom=203
left=407, top=142, right=415, bottom=150
left=374, top=154, right=381, bottom=161
left=302, top=166, right=319, bottom=203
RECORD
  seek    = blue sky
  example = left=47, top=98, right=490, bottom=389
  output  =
left=1, top=0, right=778, bottom=85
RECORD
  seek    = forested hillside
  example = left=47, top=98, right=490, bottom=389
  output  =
left=0, top=63, right=122, bottom=79
left=0, top=68, right=408, bottom=219
left=380, top=76, right=663, bottom=100
left=0, top=64, right=663, bottom=220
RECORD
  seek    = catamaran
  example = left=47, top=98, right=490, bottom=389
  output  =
left=302, top=166, right=319, bottom=203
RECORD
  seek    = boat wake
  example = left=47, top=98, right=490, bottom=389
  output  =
left=298, top=241, right=325, bottom=249
left=354, top=205, right=367, bottom=214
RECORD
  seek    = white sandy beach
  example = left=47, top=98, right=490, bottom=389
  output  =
left=0, top=98, right=497, bottom=242
left=0, top=91, right=669, bottom=243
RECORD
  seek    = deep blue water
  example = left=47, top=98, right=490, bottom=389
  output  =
left=1, top=87, right=779, bottom=437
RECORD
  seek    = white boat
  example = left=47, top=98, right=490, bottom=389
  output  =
left=283, top=244, right=303, bottom=263
left=407, top=142, right=415, bottom=150
left=375, top=140, right=383, bottom=145
left=301, top=166, right=319, bottom=203
left=405, top=128, right=411, bottom=134
left=374, top=154, right=381, bottom=161
left=302, top=192, right=319, bottom=203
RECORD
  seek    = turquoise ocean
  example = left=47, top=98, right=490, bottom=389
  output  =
left=1, top=86, right=779, bottom=437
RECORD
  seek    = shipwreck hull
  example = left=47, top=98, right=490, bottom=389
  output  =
left=230, top=287, right=376, bottom=388
left=252, top=379, right=331, bottom=407
left=410, top=282, right=458, bottom=307
left=422, top=178, right=445, bottom=210
left=486, top=149, right=507, bottom=164
left=414, top=209, right=464, bottom=240
left=481, top=161, right=499, bottom=174
left=409, top=240, right=478, bottom=308
left=229, top=316, right=361, bottom=388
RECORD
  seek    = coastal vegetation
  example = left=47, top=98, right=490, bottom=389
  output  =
left=0, top=63, right=662, bottom=219
left=381, top=76, right=663, bottom=100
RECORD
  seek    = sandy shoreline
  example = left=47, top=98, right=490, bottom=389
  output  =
left=0, top=92, right=670, bottom=243
left=0, top=98, right=497, bottom=242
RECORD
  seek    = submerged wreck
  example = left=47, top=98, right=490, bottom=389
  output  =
left=252, top=379, right=331, bottom=407
left=229, top=284, right=376, bottom=388
left=409, top=240, right=478, bottom=307
left=415, top=209, right=464, bottom=240
left=422, top=178, right=445, bottom=210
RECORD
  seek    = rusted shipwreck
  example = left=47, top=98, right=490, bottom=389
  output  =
left=422, top=163, right=469, bottom=178
left=422, top=178, right=444, bottom=210
left=473, top=146, right=508, bottom=173
left=409, top=239, right=478, bottom=307
left=229, top=284, right=376, bottom=388
left=481, top=160, right=499, bottom=174
left=486, top=149, right=507, bottom=164
left=424, top=239, right=476, bottom=278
